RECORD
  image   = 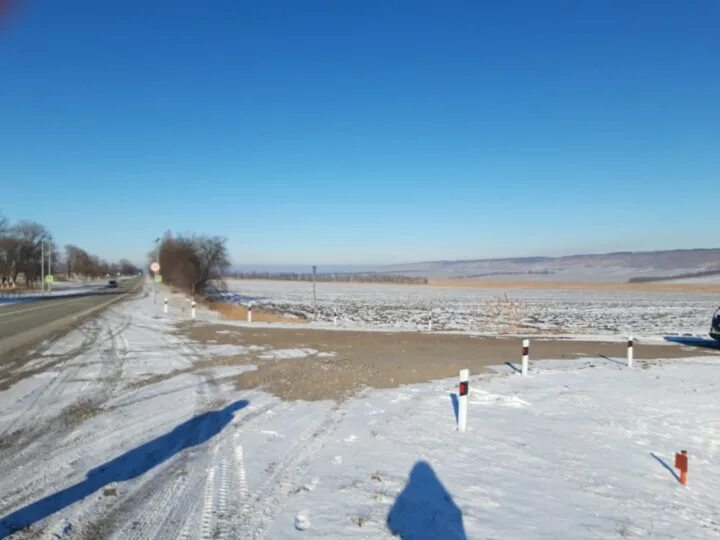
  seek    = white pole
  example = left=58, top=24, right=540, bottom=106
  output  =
left=458, top=369, right=469, bottom=432
left=428, top=310, right=433, bottom=332
left=247, top=303, right=253, bottom=323
left=164, top=298, right=168, bottom=314
left=627, top=335, right=634, bottom=368
left=333, top=307, right=338, bottom=327
left=191, top=300, right=196, bottom=320
left=522, top=339, right=529, bottom=377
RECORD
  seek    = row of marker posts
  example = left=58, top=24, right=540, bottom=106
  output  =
left=164, top=299, right=256, bottom=322
left=457, top=334, right=636, bottom=429
left=160, top=297, right=196, bottom=319
left=456, top=335, right=688, bottom=483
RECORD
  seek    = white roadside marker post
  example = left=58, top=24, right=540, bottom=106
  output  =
left=458, top=369, right=469, bottom=432
left=522, top=339, right=529, bottom=377
left=247, top=303, right=253, bottom=323
left=164, top=298, right=168, bottom=314
left=333, top=307, right=338, bottom=327
left=627, top=335, right=634, bottom=368
left=191, top=300, right=196, bottom=320
left=428, top=311, right=433, bottom=332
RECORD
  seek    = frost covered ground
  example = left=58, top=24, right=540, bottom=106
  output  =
left=222, top=279, right=720, bottom=338
left=1, top=284, right=718, bottom=538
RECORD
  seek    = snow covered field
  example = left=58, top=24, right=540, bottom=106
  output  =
left=1, top=285, right=718, bottom=538
left=222, top=279, right=720, bottom=338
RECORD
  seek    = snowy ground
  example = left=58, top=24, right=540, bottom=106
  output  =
left=220, top=279, right=720, bottom=338
left=1, top=284, right=718, bottom=538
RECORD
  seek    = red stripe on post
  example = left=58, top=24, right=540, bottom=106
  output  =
left=459, top=381, right=468, bottom=396
left=522, top=347, right=529, bottom=356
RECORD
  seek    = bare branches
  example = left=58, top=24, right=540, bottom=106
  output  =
left=155, top=233, right=230, bottom=295
left=0, top=213, right=137, bottom=285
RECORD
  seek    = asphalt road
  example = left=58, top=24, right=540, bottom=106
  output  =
left=0, top=278, right=142, bottom=355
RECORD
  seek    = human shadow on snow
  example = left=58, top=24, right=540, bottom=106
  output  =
left=0, top=400, right=249, bottom=538
left=387, top=461, right=467, bottom=540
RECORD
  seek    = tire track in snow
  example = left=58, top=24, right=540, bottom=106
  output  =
left=200, top=446, right=219, bottom=539
left=215, top=441, right=231, bottom=537
left=168, top=399, right=279, bottom=540
left=239, top=406, right=345, bottom=539
left=235, top=432, right=249, bottom=503
left=0, top=312, right=134, bottom=512
left=0, top=321, right=107, bottom=513
left=91, top=396, right=278, bottom=539
left=0, top=319, right=101, bottom=441
left=80, top=375, right=216, bottom=540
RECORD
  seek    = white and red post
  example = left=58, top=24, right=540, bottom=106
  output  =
left=164, top=297, right=168, bottom=314
left=428, top=310, right=433, bottom=332
left=333, top=307, right=338, bottom=327
left=458, top=369, right=469, bottom=432
left=247, top=302, right=253, bottom=323
left=627, top=335, right=634, bottom=368
left=522, top=339, right=529, bottom=377
left=191, top=300, right=196, bottom=320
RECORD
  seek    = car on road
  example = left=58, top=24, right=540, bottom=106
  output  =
left=107, top=280, right=118, bottom=289
left=711, top=307, right=720, bottom=341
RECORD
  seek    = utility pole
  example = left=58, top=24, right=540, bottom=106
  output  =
left=48, top=242, right=52, bottom=292
left=312, top=265, right=317, bottom=318
left=41, top=241, right=45, bottom=294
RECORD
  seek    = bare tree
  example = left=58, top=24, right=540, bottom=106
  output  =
left=12, top=221, right=53, bottom=287
left=0, top=213, right=13, bottom=284
left=154, top=233, right=230, bottom=295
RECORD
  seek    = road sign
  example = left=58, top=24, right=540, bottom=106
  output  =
left=150, top=262, right=160, bottom=273
left=154, top=274, right=162, bottom=284
left=45, top=275, right=54, bottom=283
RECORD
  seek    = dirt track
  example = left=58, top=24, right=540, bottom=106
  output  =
left=179, top=323, right=715, bottom=401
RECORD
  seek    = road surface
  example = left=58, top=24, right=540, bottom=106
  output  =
left=0, top=278, right=142, bottom=357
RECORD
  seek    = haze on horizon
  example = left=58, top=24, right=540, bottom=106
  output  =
left=3, top=1, right=718, bottom=266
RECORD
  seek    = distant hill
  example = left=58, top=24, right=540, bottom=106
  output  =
left=378, top=248, right=720, bottom=283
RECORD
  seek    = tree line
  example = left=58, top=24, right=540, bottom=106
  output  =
left=628, top=268, right=720, bottom=283
left=0, top=213, right=140, bottom=287
left=230, top=271, right=428, bottom=285
left=153, top=233, right=230, bottom=295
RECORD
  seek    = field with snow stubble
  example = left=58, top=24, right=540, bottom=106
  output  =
left=222, top=279, right=720, bottom=338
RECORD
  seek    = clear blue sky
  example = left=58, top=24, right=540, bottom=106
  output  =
left=2, top=1, right=718, bottom=265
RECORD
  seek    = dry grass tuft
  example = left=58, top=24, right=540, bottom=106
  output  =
left=205, top=301, right=307, bottom=324
left=486, top=294, right=526, bottom=332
